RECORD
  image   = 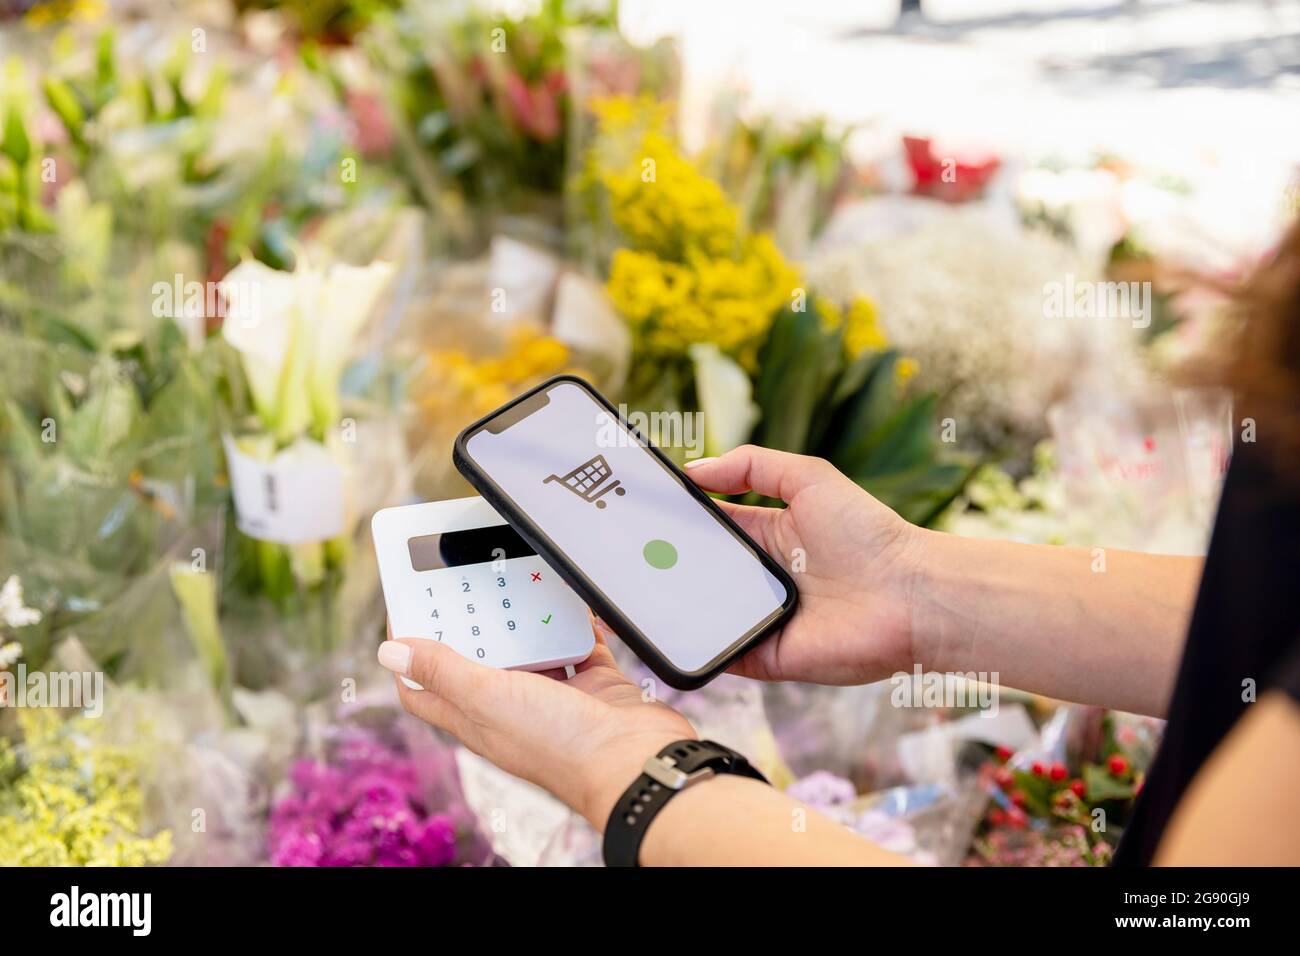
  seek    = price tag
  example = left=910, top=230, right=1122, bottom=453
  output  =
left=224, top=436, right=346, bottom=544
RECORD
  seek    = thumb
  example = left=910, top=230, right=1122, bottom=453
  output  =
left=684, top=444, right=838, bottom=503
left=378, top=638, right=493, bottom=703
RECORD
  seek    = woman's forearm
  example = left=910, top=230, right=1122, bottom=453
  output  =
left=907, top=529, right=1202, bottom=717
left=639, top=775, right=913, bottom=866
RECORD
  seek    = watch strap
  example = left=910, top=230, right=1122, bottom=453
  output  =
left=602, top=739, right=767, bottom=867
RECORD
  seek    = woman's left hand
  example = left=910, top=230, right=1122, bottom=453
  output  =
left=378, top=615, right=696, bottom=829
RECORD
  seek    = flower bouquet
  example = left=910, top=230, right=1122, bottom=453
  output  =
left=0, top=321, right=228, bottom=686
left=705, top=109, right=860, bottom=259
left=269, top=703, right=498, bottom=867
left=969, top=707, right=1161, bottom=866
left=368, top=0, right=675, bottom=251
left=582, top=97, right=976, bottom=525
left=0, top=706, right=173, bottom=866
left=216, top=253, right=399, bottom=691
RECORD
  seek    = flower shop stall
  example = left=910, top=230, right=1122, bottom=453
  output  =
left=0, top=0, right=1273, bottom=868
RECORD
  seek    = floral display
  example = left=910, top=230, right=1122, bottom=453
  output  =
left=0, top=0, right=1271, bottom=872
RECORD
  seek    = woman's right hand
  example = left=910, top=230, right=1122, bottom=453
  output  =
left=684, top=445, right=923, bottom=686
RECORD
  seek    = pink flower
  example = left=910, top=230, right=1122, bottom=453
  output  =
left=347, top=89, right=395, bottom=159
left=502, top=70, right=561, bottom=142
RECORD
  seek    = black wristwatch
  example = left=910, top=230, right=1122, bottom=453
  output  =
left=602, top=739, right=769, bottom=867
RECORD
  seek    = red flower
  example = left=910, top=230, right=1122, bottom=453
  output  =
left=994, top=767, right=1015, bottom=791
left=1031, top=761, right=1046, bottom=777
left=994, top=745, right=1013, bottom=763
left=1049, top=763, right=1068, bottom=783
left=1069, top=779, right=1087, bottom=799
left=1006, top=807, right=1028, bottom=830
left=903, top=135, right=1000, bottom=203
left=1108, top=754, right=1129, bottom=777
left=1010, top=790, right=1027, bottom=808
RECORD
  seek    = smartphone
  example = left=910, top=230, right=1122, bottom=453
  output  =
left=453, top=375, right=797, bottom=690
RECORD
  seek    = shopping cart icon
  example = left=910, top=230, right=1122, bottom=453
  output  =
left=543, top=455, right=627, bottom=509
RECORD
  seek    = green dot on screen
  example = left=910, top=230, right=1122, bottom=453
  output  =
left=643, top=539, right=678, bottom=570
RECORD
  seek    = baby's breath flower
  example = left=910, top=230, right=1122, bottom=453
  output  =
left=0, top=575, right=41, bottom=630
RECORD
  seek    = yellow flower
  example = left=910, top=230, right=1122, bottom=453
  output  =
left=0, top=709, right=172, bottom=867
left=593, top=100, right=802, bottom=362
left=24, top=0, right=107, bottom=25
left=842, top=296, right=888, bottom=357
left=420, top=327, right=575, bottom=422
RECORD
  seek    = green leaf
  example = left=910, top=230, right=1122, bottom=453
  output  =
left=817, top=351, right=900, bottom=466
left=850, top=393, right=940, bottom=477
left=751, top=307, right=841, bottom=454
left=1010, top=769, right=1054, bottom=818
left=95, top=29, right=117, bottom=100
left=2, top=108, right=31, bottom=169
left=195, top=65, right=228, bottom=119
left=1083, top=763, right=1136, bottom=803
left=0, top=154, right=16, bottom=195
left=42, top=78, right=86, bottom=145
left=855, top=458, right=978, bottom=527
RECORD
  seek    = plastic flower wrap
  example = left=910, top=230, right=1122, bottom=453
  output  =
left=0, top=708, right=173, bottom=866
left=0, top=328, right=226, bottom=682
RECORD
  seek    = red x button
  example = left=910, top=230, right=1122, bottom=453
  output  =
left=531, top=572, right=542, bottom=582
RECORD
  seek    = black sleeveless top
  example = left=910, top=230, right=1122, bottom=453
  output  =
left=1113, top=437, right=1300, bottom=865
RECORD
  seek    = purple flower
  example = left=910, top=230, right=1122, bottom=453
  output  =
left=269, top=726, right=466, bottom=868
left=787, top=770, right=858, bottom=810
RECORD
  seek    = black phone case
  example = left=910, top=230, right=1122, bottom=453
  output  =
left=452, top=374, right=798, bottom=691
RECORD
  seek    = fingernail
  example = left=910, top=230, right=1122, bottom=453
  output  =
left=684, top=456, right=717, bottom=469
left=377, top=641, right=412, bottom=675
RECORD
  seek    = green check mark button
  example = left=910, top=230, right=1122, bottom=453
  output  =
left=541, top=614, right=552, bottom=624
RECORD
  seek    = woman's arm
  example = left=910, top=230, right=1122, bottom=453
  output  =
left=634, top=774, right=911, bottom=866
left=684, top=446, right=1203, bottom=717
left=379, top=628, right=912, bottom=865
left=1154, top=692, right=1300, bottom=864
left=907, top=530, right=1203, bottom=717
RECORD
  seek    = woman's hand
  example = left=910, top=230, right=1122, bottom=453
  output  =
left=685, top=444, right=922, bottom=685
left=378, top=616, right=696, bottom=829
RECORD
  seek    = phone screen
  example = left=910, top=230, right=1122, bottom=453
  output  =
left=462, top=380, right=789, bottom=675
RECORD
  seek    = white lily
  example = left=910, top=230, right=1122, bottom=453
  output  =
left=690, top=344, right=759, bottom=457
left=309, top=261, right=397, bottom=435
left=220, top=257, right=394, bottom=443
